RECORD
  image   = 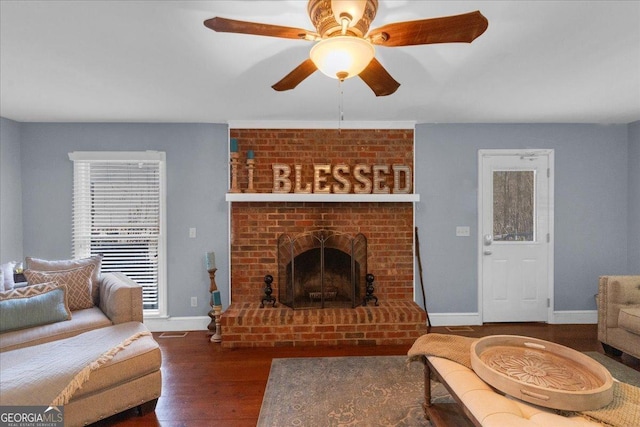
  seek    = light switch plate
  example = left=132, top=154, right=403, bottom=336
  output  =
left=456, top=226, right=471, bottom=237
left=189, top=227, right=196, bottom=238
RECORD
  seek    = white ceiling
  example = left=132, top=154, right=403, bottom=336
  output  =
left=1, top=1, right=639, bottom=124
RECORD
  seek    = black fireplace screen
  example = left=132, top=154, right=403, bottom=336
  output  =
left=277, top=230, right=367, bottom=309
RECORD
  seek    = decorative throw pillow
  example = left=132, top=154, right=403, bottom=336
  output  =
left=0, top=282, right=72, bottom=332
left=1, top=261, right=16, bottom=291
left=0, top=281, right=59, bottom=299
left=26, top=255, right=102, bottom=304
left=0, top=269, right=4, bottom=292
left=24, top=264, right=95, bottom=311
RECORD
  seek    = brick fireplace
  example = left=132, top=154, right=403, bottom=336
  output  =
left=277, top=229, right=367, bottom=309
left=221, top=128, right=428, bottom=347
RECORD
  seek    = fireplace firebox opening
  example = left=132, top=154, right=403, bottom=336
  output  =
left=278, top=230, right=367, bottom=309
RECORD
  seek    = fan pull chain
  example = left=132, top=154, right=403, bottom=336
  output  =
left=338, top=80, right=344, bottom=133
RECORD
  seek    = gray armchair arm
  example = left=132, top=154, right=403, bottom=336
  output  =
left=99, top=272, right=143, bottom=324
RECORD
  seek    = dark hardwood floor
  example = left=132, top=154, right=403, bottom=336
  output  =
left=91, top=323, right=639, bottom=427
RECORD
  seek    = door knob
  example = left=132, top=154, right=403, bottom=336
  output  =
left=484, top=234, right=493, bottom=246
left=484, top=250, right=492, bottom=255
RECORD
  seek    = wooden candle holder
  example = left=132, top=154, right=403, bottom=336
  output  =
left=207, top=268, right=218, bottom=335
left=229, top=152, right=241, bottom=193
left=245, top=158, right=257, bottom=193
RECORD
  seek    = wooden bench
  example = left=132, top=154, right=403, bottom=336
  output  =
left=422, top=355, right=477, bottom=427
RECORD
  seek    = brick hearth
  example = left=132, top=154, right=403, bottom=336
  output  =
left=223, top=128, right=426, bottom=347
left=221, top=301, right=427, bottom=348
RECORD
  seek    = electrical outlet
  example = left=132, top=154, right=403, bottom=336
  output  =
left=190, top=296, right=197, bottom=307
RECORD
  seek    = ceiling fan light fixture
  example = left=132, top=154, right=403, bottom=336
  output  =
left=310, top=36, right=375, bottom=80
left=332, top=0, right=367, bottom=28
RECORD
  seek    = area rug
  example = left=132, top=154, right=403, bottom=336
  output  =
left=258, top=353, right=640, bottom=427
left=584, top=352, right=640, bottom=387
left=257, top=355, right=450, bottom=427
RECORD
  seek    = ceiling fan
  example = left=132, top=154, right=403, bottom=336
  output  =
left=204, top=0, right=488, bottom=96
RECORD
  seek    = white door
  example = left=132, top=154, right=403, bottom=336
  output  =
left=479, top=150, right=554, bottom=323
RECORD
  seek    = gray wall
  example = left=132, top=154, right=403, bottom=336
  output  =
left=0, top=117, right=24, bottom=263
left=629, top=120, right=640, bottom=273
left=3, top=119, right=638, bottom=320
left=414, top=123, right=630, bottom=315
left=18, top=122, right=229, bottom=316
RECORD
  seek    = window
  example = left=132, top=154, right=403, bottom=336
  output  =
left=492, top=170, right=535, bottom=242
left=69, top=151, right=167, bottom=317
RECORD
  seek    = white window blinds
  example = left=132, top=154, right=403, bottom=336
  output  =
left=69, top=151, right=166, bottom=315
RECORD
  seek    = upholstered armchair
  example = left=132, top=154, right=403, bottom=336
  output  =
left=597, top=275, right=640, bottom=359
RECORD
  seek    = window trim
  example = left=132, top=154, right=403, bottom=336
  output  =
left=68, top=150, right=167, bottom=318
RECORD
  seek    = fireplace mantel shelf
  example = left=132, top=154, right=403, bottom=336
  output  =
left=225, top=193, right=420, bottom=202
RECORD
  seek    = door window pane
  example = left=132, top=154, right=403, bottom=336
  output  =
left=493, top=171, right=534, bottom=241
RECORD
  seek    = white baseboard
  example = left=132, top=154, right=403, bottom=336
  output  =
left=550, top=310, right=597, bottom=324
left=427, top=310, right=598, bottom=327
left=428, top=313, right=482, bottom=327
left=143, top=315, right=210, bottom=332
left=142, top=310, right=598, bottom=332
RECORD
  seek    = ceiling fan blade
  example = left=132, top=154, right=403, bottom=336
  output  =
left=204, top=17, right=317, bottom=40
left=368, top=11, right=488, bottom=47
left=358, top=58, right=400, bottom=97
left=272, top=59, right=318, bottom=91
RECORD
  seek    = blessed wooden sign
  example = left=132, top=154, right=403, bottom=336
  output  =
left=272, top=163, right=412, bottom=194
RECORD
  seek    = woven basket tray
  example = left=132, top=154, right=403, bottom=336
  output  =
left=470, top=335, right=613, bottom=411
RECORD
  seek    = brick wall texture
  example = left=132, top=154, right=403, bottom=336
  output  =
left=224, top=128, right=426, bottom=347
